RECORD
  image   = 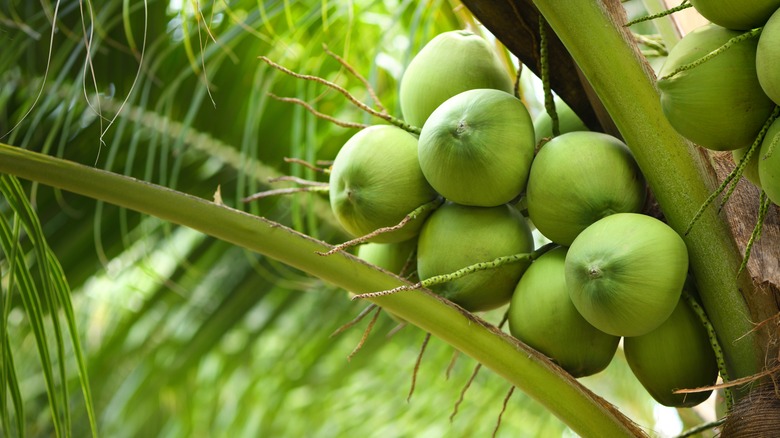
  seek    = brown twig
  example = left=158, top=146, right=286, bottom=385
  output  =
left=268, top=93, right=369, bottom=129
left=446, top=350, right=461, bottom=380
left=347, top=305, right=382, bottom=362
left=259, top=56, right=420, bottom=134
left=330, top=303, right=378, bottom=338
left=492, top=386, right=515, bottom=438
left=284, top=157, right=331, bottom=173
left=267, top=175, right=328, bottom=186
left=322, top=43, right=387, bottom=113
left=242, top=186, right=328, bottom=203
left=674, top=363, right=780, bottom=393
left=450, top=362, right=483, bottom=421
left=319, top=198, right=443, bottom=256
left=408, top=333, right=431, bottom=402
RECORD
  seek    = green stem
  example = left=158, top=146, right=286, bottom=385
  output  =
left=0, top=143, right=645, bottom=437
left=531, top=0, right=762, bottom=384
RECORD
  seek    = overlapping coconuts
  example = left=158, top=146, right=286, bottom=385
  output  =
left=399, top=30, right=514, bottom=128
left=417, top=202, right=534, bottom=312
left=624, top=293, right=719, bottom=407
left=508, top=247, right=620, bottom=378
left=658, top=6, right=780, bottom=207
left=526, top=132, right=646, bottom=246
left=324, top=28, right=719, bottom=406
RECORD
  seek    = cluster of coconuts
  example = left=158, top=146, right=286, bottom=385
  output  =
left=328, top=29, right=718, bottom=407
left=657, top=1, right=780, bottom=206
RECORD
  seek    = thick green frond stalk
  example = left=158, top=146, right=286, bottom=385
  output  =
left=0, top=143, right=646, bottom=437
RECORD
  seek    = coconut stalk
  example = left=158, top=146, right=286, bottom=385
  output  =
left=509, top=0, right=778, bottom=386
left=0, top=142, right=646, bottom=436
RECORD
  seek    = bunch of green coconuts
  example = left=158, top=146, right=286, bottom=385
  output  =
left=328, top=27, right=723, bottom=408
left=659, top=0, right=780, bottom=205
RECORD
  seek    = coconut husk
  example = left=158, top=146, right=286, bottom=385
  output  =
left=720, top=382, right=780, bottom=437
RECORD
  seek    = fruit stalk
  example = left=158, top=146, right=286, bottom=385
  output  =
left=529, top=0, right=763, bottom=383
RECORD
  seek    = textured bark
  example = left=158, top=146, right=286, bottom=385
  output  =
left=462, top=0, right=780, bottom=378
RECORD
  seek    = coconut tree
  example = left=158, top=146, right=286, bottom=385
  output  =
left=1, top=0, right=777, bottom=436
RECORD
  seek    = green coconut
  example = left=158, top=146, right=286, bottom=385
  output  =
left=757, top=7, right=780, bottom=105
left=399, top=30, right=513, bottom=128
left=416, top=202, right=534, bottom=312
left=508, top=247, right=620, bottom=378
left=690, top=0, right=780, bottom=30
left=329, top=125, right=438, bottom=243
left=418, top=88, right=535, bottom=207
left=657, top=23, right=775, bottom=151
left=532, top=97, right=589, bottom=144
left=624, top=295, right=719, bottom=407
left=526, top=132, right=646, bottom=246
left=565, top=213, right=688, bottom=337
left=758, top=117, right=780, bottom=205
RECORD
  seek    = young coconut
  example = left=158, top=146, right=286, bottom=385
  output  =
left=508, top=247, right=620, bottom=378
left=623, top=294, right=719, bottom=408
left=418, top=89, right=536, bottom=207
left=758, top=117, right=780, bottom=205
left=399, top=30, right=513, bottom=128
left=526, top=132, right=646, bottom=246
left=757, top=7, right=780, bottom=105
left=416, top=202, right=534, bottom=312
left=657, top=23, right=775, bottom=151
left=565, top=213, right=688, bottom=337
left=329, top=125, right=439, bottom=243
left=689, top=0, right=780, bottom=30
